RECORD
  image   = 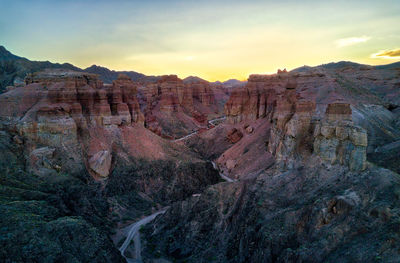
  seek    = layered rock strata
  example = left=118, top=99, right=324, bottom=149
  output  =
left=224, top=73, right=294, bottom=124
left=268, top=99, right=367, bottom=171
left=223, top=71, right=368, bottom=171
left=313, top=103, right=367, bottom=171
left=138, top=75, right=217, bottom=138
left=0, top=69, right=145, bottom=178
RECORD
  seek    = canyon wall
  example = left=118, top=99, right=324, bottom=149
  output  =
left=138, top=75, right=219, bottom=138
left=224, top=70, right=368, bottom=171
left=0, top=69, right=173, bottom=178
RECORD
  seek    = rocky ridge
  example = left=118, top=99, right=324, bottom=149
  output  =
left=138, top=75, right=221, bottom=138
left=141, top=70, right=400, bottom=263
left=1, top=50, right=400, bottom=263
left=0, top=70, right=209, bottom=179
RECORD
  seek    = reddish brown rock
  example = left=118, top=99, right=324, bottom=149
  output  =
left=189, top=79, right=215, bottom=107
left=0, top=69, right=147, bottom=178
left=224, top=73, right=289, bottom=124
left=325, top=102, right=352, bottom=122
left=227, top=128, right=243, bottom=143
left=137, top=75, right=221, bottom=138
left=112, top=74, right=144, bottom=124
left=192, top=110, right=207, bottom=125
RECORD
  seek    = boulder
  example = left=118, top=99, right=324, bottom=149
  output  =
left=227, top=128, right=243, bottom=143
left=88, top=150, right=112, bottom=178
left=245, top=125, right=254, bottom=133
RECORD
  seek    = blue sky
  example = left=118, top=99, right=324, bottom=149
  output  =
left=1, top=0, right=399, bottom=80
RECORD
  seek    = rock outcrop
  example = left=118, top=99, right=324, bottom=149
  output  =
left=111, top=74, right=145, bottom=124
left=224, top=73, right=291, bottom=124
left=268, top=99, right=367, bottom=171
left=140, top=75, right=215, bottom=115
left=0, top=69, right=147, bottom=178
left=227, top=128, right=243, bottom=143
left=268, top=98, right=316, bottom=162
left=189, top=78, right=215, bottom=107
left=88, top=150, right=112, bottom=178
left=142, top=161, right=400, bottom=263
left=313, top=103, right=367, bottom=171
left=223, top=71, right=368, bottom=171
left=138, top=75, right=219, bottom=138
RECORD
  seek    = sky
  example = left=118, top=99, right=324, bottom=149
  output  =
left=1, top=0, right=400, bottom=81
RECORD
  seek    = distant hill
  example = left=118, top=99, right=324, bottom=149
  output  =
left=0, top=46, right=21, bottom=60
left=182, top=76, right=208, bottom=84
left=374, top=61, right=400, bottom=70
left=0, top=46, right=82, bottom=91
left=292, top=60, right=400, bottom=73
left=83, top=65, right=145, bottom=84
left=0, top=45, right=146, bottom=92
left=2, top=45, right=400, bottom=92
left=319, top=61, right=368, bottom=69
left=222, top=79, right=245, bottom=86
left=290, top=65, right=313, bottom=73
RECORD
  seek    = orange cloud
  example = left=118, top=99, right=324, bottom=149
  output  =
left=371, top=48, right=400, bottom=59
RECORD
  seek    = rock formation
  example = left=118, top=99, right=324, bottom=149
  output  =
left=111, top=74, right=144, bottom=124
left=0, top=69, right=152, bottom=178
left=226, top=128, right=243, bottom=143
left=267, top=99, right=367, bottom=171
left=313, top=103, right=367, bottom=171
left=268, top=98, right=316, bottom=162
left=139, top=66, right=400, bottom=263
left=222, top=71, right=369, bottom=172
left=224, top=73, right=289, bottom=124
left=2, top=46, right=400, bottom=263
left=137, top=75, right=219, bottom=138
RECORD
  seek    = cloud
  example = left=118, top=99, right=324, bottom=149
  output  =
left=335, top=36, right=370, bottom=48
left=371, top=48, right=400, bottom=59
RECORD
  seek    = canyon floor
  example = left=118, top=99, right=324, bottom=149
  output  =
left=0, top=47, right=400, bottom=263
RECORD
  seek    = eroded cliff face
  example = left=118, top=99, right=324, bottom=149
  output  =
left=268, top=99, right=368, bottom=171
left=313, top=103, right=367, bottom=171
left=140, top=69, right=400, bottom=263
left=222, top=70, right=369, bottom=173
left=224, top=72, right=318, bottom=124
left=137, top=75, right=220, bottom=138
left=142, top=162, right=400, bottom=263
left=0, top=69, right=225, bottom=263
left=0, top=70, right=207, bottom=179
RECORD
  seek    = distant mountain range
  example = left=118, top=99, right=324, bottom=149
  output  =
left=83, top=65, right=145, bottom=84
left=0, top=46, right=145, bottom=91
left=292, top=60, right=400, bottom=72
left=1, top=45, right=399, bottom=93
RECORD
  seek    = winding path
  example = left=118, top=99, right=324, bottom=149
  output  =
left=173, top=131, right=198, bottom=142
left=119, top=158, right=235, bottom=263
left=172, top=116, right=226, bottom=142
left=211, top=161, right=236, bottom=182
left=119, top=209, right=167, bottom=263
left=208, top=116, right=226, bottom=125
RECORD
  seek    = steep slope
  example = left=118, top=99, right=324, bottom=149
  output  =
left=138, top=75, right=222, bottom=138
left=142, top=163, right=400, bottom=263
left=140, top=69, right=400, bottom=262
left=0, top=69, right=223, bottom=262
